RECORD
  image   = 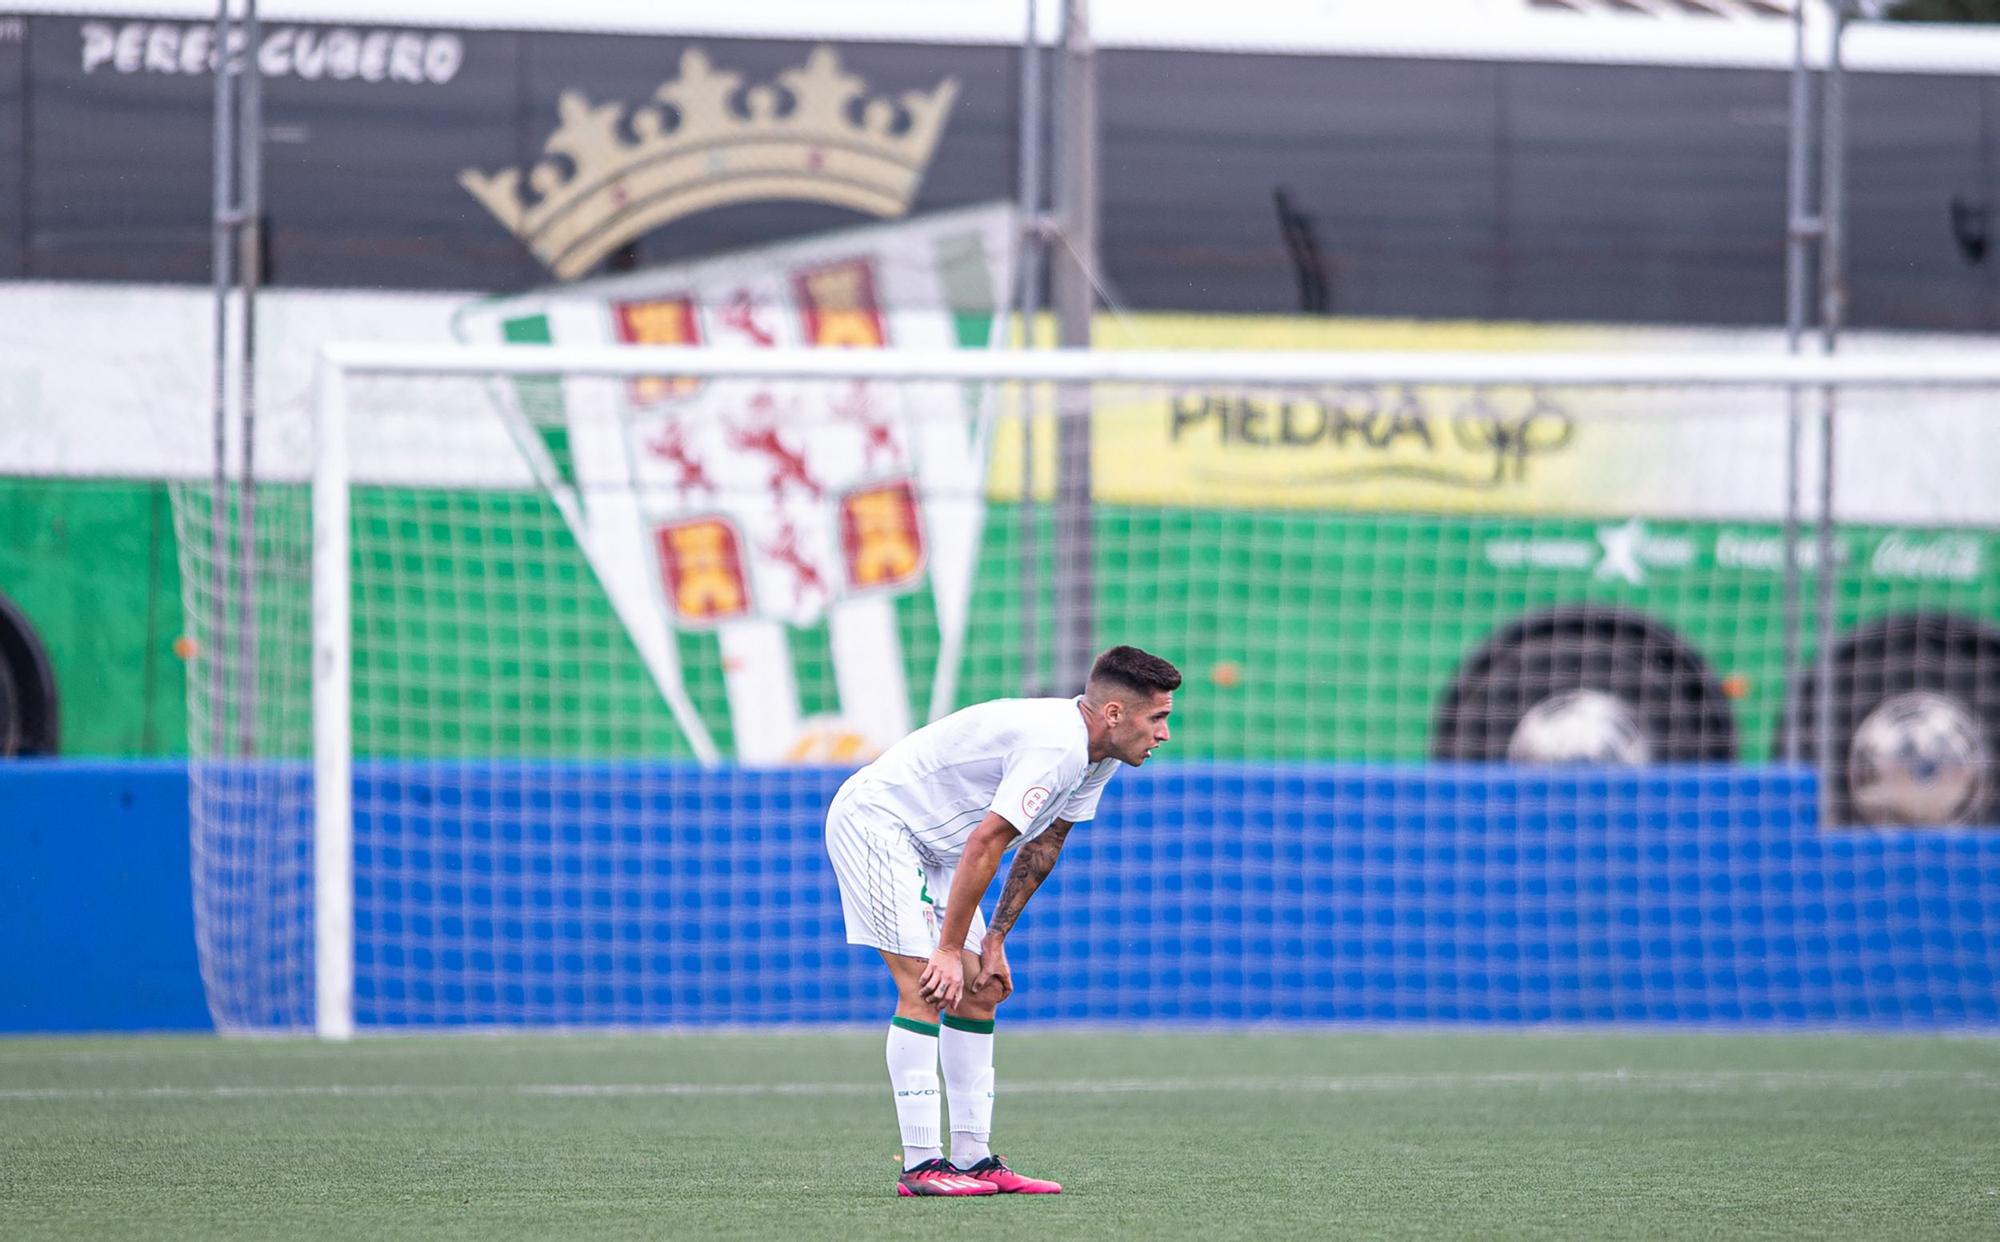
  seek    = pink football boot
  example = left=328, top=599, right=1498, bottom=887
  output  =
left=957, top=1155, right=1062, bottom=1194
left=897, top=1158, right=998, bottom=1197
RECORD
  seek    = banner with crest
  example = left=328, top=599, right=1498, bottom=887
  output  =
left=453, top=202, right=1014, bottom=765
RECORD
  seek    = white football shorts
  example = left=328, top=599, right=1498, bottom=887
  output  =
left=825, top=784, right=986, bottom=958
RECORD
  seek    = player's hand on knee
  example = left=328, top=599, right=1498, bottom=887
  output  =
left=972, top=938, right=1013, bottom=1001
left=919, top=947, right=964, bottom=1009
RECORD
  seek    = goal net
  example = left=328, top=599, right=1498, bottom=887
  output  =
left=175, top=345, right=2000, bottom=1035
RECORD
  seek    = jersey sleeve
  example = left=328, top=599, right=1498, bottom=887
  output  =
left=990, top=746, right=1077, bottom=835
left=1058, top=760, right=1117, bottom=823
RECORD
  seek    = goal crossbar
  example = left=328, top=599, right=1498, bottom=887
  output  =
left=319, top=343, right=2000, bottom=389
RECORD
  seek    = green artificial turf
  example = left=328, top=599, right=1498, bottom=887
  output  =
left=3, top=1030, right=1995, bottom=1240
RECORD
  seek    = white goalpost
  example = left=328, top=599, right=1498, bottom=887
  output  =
left=312, top=359, right=356, bottom=1040
left=179, top=342, right=2000, bottom=1037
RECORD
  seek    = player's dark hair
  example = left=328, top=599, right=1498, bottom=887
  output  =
left=1086, top=645, right=1181, bottom=700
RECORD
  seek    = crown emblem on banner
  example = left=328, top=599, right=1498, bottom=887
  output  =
left=459, top=47, right=960, bottom=280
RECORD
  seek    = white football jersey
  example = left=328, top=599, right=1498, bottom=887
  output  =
left=838, top=696, right=1120, bottom=864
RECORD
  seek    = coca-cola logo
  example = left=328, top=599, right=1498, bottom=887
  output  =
left=1870, top=533, right=1983, bottom=583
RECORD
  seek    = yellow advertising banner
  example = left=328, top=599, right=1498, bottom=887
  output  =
left=981, top=313, right=1962, bottom=522
left=1090, top=379, right=1590, bottom=514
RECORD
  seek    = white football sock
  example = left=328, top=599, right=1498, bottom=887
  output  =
left=941, top=1014, right=995, bottom=1167
left=887, top=1017, right=943, bottom=1168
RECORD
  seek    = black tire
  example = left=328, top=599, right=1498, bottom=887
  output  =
left=1431, top=606, right=1737, bottom=763
left=0, top=590, right=59, bottom=756
left=1776, top=613, right=2000, bottom=827
left=0, top=652, right=18, bottom=757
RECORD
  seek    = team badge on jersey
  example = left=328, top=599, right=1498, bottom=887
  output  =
left=1021, top=786, right=1052, bottom=819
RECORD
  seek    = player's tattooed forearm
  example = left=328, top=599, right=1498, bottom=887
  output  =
left=987, top=853, right=1046, bottom=938
left=988, top=827, right=1067, bottom=939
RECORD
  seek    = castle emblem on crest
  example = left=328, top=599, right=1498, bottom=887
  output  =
left=458, top=46, right=960, bottom=279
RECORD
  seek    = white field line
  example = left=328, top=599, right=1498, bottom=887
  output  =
left=1, top=1069, right=1996, bottom=1103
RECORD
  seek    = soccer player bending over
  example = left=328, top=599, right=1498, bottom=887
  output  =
left=825, top=645, right=1182, bottom=1197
